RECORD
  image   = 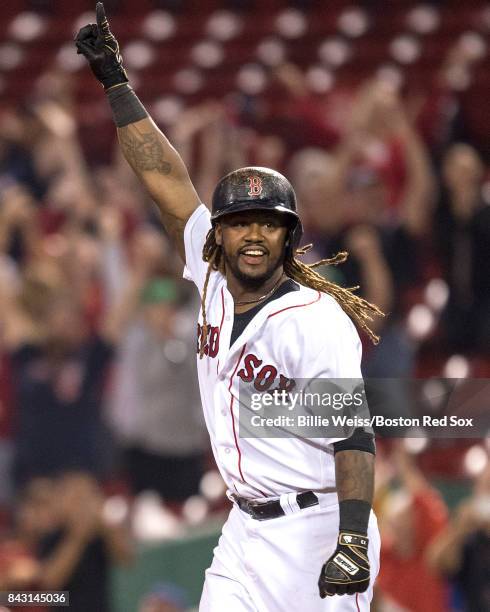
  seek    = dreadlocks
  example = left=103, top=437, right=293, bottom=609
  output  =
left=198, top=228, right=384, bottom=358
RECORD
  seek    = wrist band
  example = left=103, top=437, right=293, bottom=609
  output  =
left=339, top=499, right=371, bottom=535
left=106, top=83, right=148, bottom=128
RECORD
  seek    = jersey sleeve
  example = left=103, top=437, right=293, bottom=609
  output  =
left=183, top=204, right=212, bottom=295
left=308, top=307, right=362, bottom=379
left=303, top=303, right=366, bottom=444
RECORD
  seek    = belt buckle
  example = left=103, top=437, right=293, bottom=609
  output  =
left=244, top=500, right=257, bottom=516
left=232, top=494, right=254, bottom=516
left=237, top=497, right=274, bottom=520
left=249, top=500, right=270, bottom=520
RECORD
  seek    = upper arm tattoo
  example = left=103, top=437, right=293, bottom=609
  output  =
left=119, top=125, right=172, bottom=175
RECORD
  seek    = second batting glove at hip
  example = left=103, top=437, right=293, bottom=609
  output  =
left=318, top=532, right=370, bottom=597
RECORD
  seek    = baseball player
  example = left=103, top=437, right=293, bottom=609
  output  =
left=76, top=5, right=382, bottom=610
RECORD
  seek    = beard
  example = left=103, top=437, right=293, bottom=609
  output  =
left=222, top=248, right=285, bottom=292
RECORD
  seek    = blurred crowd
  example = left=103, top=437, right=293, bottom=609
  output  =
left=0, top=5, right=489, bottom=610
left=374, top=442, right=490, bottom=612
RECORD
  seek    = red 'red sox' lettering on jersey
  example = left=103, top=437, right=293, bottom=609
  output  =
left=237, top=353, right=296, bottom=392
left=196, top=323, right=220, bottom=358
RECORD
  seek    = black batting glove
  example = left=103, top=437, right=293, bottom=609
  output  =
left=75, top=2, right=128, bottom=90
left=318, top=532, right=370, bottom=598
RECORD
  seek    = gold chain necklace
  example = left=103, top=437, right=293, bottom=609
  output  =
left=235, top=275, right=285, bottom=306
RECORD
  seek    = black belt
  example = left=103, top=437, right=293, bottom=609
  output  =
left=233, top=491, right=319, bottom=521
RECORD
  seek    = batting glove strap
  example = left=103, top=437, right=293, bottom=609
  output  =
left=318, top=532, right=370, bottom=598
left=75, top=2, right=128, bottom=90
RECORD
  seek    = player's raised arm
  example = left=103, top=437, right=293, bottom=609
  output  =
left=75, top=2, right=199, bottom=260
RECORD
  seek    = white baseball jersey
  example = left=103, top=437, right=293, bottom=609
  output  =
left=183, top=204, right=363, bottom=500
left=184, top=204, right=379, bottom=612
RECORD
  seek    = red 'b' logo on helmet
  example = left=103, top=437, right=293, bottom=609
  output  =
left=247, top=176, right=263, bottom=197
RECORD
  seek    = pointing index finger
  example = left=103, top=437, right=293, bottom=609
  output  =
left=96, top=2, right=110, bottom=34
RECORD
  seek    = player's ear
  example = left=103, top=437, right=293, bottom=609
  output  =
left=214, top=224, right=222, bottom=246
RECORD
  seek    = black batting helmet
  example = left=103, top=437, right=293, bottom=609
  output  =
left=211, top=167, right=303, bottom=255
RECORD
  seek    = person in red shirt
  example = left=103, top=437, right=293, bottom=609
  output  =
left=376, top=443, right=449, bottom=612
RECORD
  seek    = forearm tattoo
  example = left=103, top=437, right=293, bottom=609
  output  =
left=335, top=450, right=374, bottom=504
left=119, top=125, right=172, bottom=175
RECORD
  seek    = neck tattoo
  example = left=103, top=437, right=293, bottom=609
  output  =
left=235, top=274, right=285, bottom=306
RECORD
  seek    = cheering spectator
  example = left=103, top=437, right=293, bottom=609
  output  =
left=104, top=241, right=206, bottom=501
left=428, top=463, right=490, bottom=612
left=35, top=472, right=132, bottom=612
left=7, top=288, right=115, bottom=487
left=376, top=443, right=449, bottom=612
left=0, top=473, right=132, bottom=612
left=435, top=143, right=490, bottom=353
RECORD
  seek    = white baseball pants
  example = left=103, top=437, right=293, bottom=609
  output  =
left=200, top=493, right=380, bottom=611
